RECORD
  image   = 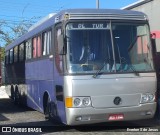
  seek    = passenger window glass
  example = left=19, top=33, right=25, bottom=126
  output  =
left=33, top=37, right=37, bottom=58
left=42, top=30, right=51, bottom=55
left=37, top=36, right=41, bottom=57
left=55, top=26, right=63, bottom=73
left=19, top=43, right=25, bottom=61
left=10, top=49, right=13, bottom=64
left=14, top=46, right=18, bottom=62
left=32, top=35, right=42, bottom=58
left=26, top=39, right=32, bottom=60
left=6, top=51, right=9, bottom=64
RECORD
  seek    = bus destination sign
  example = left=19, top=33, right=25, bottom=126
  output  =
left=67, top=23, right=110, bottom=30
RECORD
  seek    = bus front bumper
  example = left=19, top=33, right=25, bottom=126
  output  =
left=65, top=103, right=156, bottom=125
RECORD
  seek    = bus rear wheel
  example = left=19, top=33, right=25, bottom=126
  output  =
left=10, top=86, right=14, bottom=100
left=14, top=90, right=20, bottom=105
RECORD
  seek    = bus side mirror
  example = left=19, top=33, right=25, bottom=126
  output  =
left=151, top=32, right=160, bottom=53
left=155, top=38, right=160, bottom=53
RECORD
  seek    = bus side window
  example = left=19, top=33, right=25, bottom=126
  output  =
left=5, top=51, right=9, bottom=65
left=19, top=43, right=25, bottom=62
left=42, top=30, right=52, bottom=56
left=55, top=26, right=63, bottom=73
left=33, top=37, right=37, bottom=58
left=57, top=28, right=63, bottom=54
left=9, top=49, right=13, bottom=64
left=37, top=35, right=41, bottom=57
left=14, top=46, right=18, bottom=62
left=26, top=39, right=32, bottom=60
left=32, top=35, right=41, bottom=58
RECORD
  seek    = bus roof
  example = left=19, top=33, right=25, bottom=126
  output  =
left=6, top=9, right=147, bottom=51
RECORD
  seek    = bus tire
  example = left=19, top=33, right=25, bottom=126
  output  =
left=44, top=96, right=52, bottom=120
left=14, top=90, right=20, bottom=105
left=10, top=85, right=14, bottom=100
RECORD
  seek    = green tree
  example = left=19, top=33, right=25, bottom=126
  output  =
left=0, top=18, right=38, bottom=61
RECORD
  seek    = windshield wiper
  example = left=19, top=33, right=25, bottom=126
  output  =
left=120, top=58, right=139, bottom=76
left=92, top=58, right=139, bottom=78
left=128, top=64, right=139, bottom=76
left=92, top=58, right=111, bottom=78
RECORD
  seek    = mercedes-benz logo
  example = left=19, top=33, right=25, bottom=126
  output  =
left=114, top=97, right=122, bottom=105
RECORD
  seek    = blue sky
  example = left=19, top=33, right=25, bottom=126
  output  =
left=0, top=0, right=138, bottom=24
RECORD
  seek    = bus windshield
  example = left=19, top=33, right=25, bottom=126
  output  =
left=65, top=22, right=154, bottom=74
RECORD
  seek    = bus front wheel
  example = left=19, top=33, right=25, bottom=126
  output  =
left=44, top=96, right=52, bottom=120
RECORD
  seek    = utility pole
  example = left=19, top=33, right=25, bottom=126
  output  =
left=0, top=46, right=1, bottom=86
left=96, top=0, right=99, bottom=9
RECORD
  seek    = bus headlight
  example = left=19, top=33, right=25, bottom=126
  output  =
left=148, top=94, right=155, bottom=102
left=141, top=94, right=148, bottom=103
left=74, top=98, right=81, bottom=107
left=83, top=98, right=91, bottom=106
left=140, top=93, right=155, bottom=103
left=65, top=97, right=91, bottom=108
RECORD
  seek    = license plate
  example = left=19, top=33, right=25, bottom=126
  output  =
left=108, top=114, right=124, bottom=121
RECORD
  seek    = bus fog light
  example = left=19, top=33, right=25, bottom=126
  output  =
left=145, top=111, right=152, bottom=115
left=81, top=116, right=91, bottom=121
left=74, top=98, right=81, bottom=107
left=75, top=116, right=82, bottom=121
left=75, top=116, right=91, bottom=121
left=83, top=98, right=91, bottom=106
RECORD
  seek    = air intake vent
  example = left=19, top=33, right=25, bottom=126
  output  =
left=68, top=13, right=146, bottom=21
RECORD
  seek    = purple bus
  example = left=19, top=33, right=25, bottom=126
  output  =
left=5, top=9, right=157, bottom=125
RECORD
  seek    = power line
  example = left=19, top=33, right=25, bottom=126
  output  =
left=0, top=1, right=66, bottom=21
left=0, top=20, right=39, bottom=25
left=1, top=23, right=34, bottom=26
left=0, top=1, right=61, bottom=9
left=0, top=18, right=40, bottom=24
left=0, top=7, right=59, bottom=14
left=0, top=14, right=41, bottom=20
left=0, top=1, right=67, bottom=26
